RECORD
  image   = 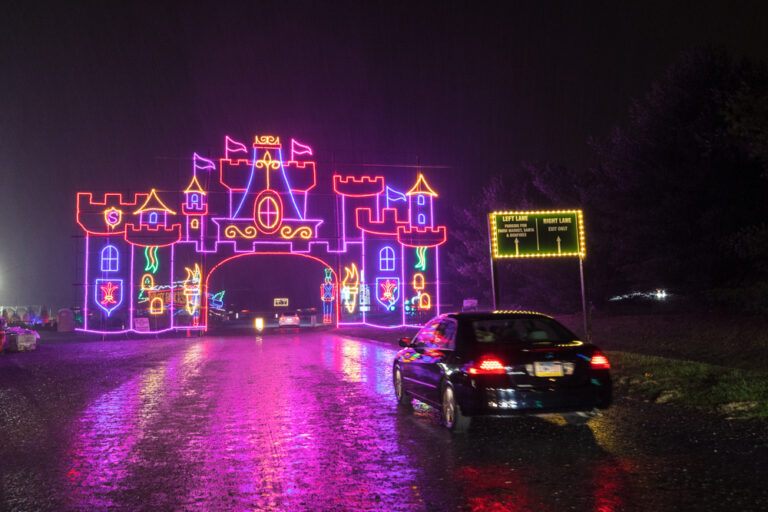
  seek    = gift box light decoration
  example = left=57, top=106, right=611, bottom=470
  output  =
left=76, top=135, right=446, bottom=333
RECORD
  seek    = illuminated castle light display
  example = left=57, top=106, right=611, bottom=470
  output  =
left=76, top=135, right=447, bottom=334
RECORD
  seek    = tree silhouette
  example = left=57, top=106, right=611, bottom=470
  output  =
left=448, top=47, right=768, bottom=313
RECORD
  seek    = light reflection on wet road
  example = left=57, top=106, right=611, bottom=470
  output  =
left=2, top=332, right=767, bottom=511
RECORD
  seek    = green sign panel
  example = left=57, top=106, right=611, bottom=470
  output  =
left=490, top=210, right=585, bottom=258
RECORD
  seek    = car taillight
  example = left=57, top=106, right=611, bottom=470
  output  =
left=468, top=359, right=506, bottom=375
left=590, top=352, right=610, bottom=370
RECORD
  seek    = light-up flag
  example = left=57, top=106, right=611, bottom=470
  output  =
left=290, top=138, right=313, bottom=160
left=193, top=153, right=215, bottom=172
left=225, top=135, right=248, bottom=159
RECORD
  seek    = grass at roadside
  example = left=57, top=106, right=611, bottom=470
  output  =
left=557, top=312, right=768, bottom=372
left=607, top=350, right=768, bottom=420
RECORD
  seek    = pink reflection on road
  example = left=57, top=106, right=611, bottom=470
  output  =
left=62, top=333, right=631, bottom=511
left=64, top=334, right=422, bottom=510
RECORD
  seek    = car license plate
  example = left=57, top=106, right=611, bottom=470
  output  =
left=534, top=361, right=564, bottom=377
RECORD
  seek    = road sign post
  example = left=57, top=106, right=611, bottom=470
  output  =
left=488, top=210, right=591, bottom=341
left=488, top=218, right=499, bottom=310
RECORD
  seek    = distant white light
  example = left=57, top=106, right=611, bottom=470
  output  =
left=609, top=289, right=671, bottom=302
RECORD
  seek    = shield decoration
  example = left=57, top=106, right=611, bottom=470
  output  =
left=376, top=277, right=400, bottom=310
left=103, top=207, right=123, bottom=229
left=95, top=278, right=123, bottom=316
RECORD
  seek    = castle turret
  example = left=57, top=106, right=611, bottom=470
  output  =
left=183, top=175, right=207, bottom=247
left=125, top=189, right=181, bottom=247
left=135, top=189, right=176, bottom=228
left=406, top=174, right=437, bottom=228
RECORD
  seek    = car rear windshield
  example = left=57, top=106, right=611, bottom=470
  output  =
left=471, top=317, right=576, bottom=345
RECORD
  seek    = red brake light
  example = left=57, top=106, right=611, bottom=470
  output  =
left=590, top=352, right=610, bottom=370
left=468, top=359, right=506, bottom=375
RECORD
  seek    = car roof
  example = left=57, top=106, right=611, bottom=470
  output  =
left=442, top=311, right=554, bottom=322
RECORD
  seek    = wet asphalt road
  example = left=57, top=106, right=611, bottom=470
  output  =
left=1, top=332, right=767, bottom=511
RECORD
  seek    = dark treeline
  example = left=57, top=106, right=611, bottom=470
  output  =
left=448, top=47, right=768, bottom=314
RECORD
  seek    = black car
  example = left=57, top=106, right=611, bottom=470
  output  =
left=393, top=311, right=612, bottom=431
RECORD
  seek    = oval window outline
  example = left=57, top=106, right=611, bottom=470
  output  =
left=253, top=190, right=283, bottom=234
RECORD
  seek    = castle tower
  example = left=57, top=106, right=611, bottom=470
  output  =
left=134, top=189, right=175, bottom=227
left=406, top=174, right=437, bottom=228
left=182, top=174, right=207, bottom=249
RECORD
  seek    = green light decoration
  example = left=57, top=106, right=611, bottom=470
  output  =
left=144, top=246, right=159, bottom=273
left=414, top=246, right=427, bottom=270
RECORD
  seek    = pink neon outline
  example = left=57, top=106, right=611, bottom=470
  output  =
left=430, top=196, right=434, bottom=227
left=400, top=244, right=406, bottom=326
left=355, top=208, right=407, bottom=236
left=198, top=214, right=205, bottom=252
left=396, top=225, right=447, bottom=248
left=333, top=175, right=386, bottom=197
left=218, top=158, right=256, bottom=193
left=435, top=245, right=441, bottom=316
left=360, top=231, right=366, bottom=323
left=77, top=192, right=146, bottom=235
left=83, top=234, right=90, bottom=330
left=407, top=195, right=412, bottom=232
left=337, top=321, right=418, bottom=329
left=78, top=137, right=444, bottom=332
left=341, top=195, right=347, bottom=248
left=283, top=160, right=317, bottom=193
left=290, top=138, right=313, bottom=161
left=129, top=244, right=135, bottom=328
left=182, top=189, right=208, bottom=216
left=124, top=223, right=182, bottom=247
left=225, top=135, right=247, bottom=159
left=76, top=326, right=205, bottom=335
left=193, top=152, right=216, bottom=171
left=170, top=243, right=175, bottom=328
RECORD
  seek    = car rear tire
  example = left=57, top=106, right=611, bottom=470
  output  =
left=441, top=385, right=471, bottom=432
left=393, top=366, right=411, bottom=407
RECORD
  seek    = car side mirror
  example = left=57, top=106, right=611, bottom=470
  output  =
left=398, top=337, right=411, bottom=347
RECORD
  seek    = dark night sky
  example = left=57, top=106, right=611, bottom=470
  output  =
left=2, top=1, right=767, bottom=307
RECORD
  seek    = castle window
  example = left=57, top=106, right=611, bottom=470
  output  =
left=191, top=218, right=199, bottom=229
left=188, top=193, right=202, bottom=210
left=417, top=213, right=426, bottom=225
left=417, top=195, right=425, bottom=206
left=379, top=246, right=396, bottom=271
left=100, top=245, right=119, bottom=272
left=148, top=212, right=158, bottom=225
